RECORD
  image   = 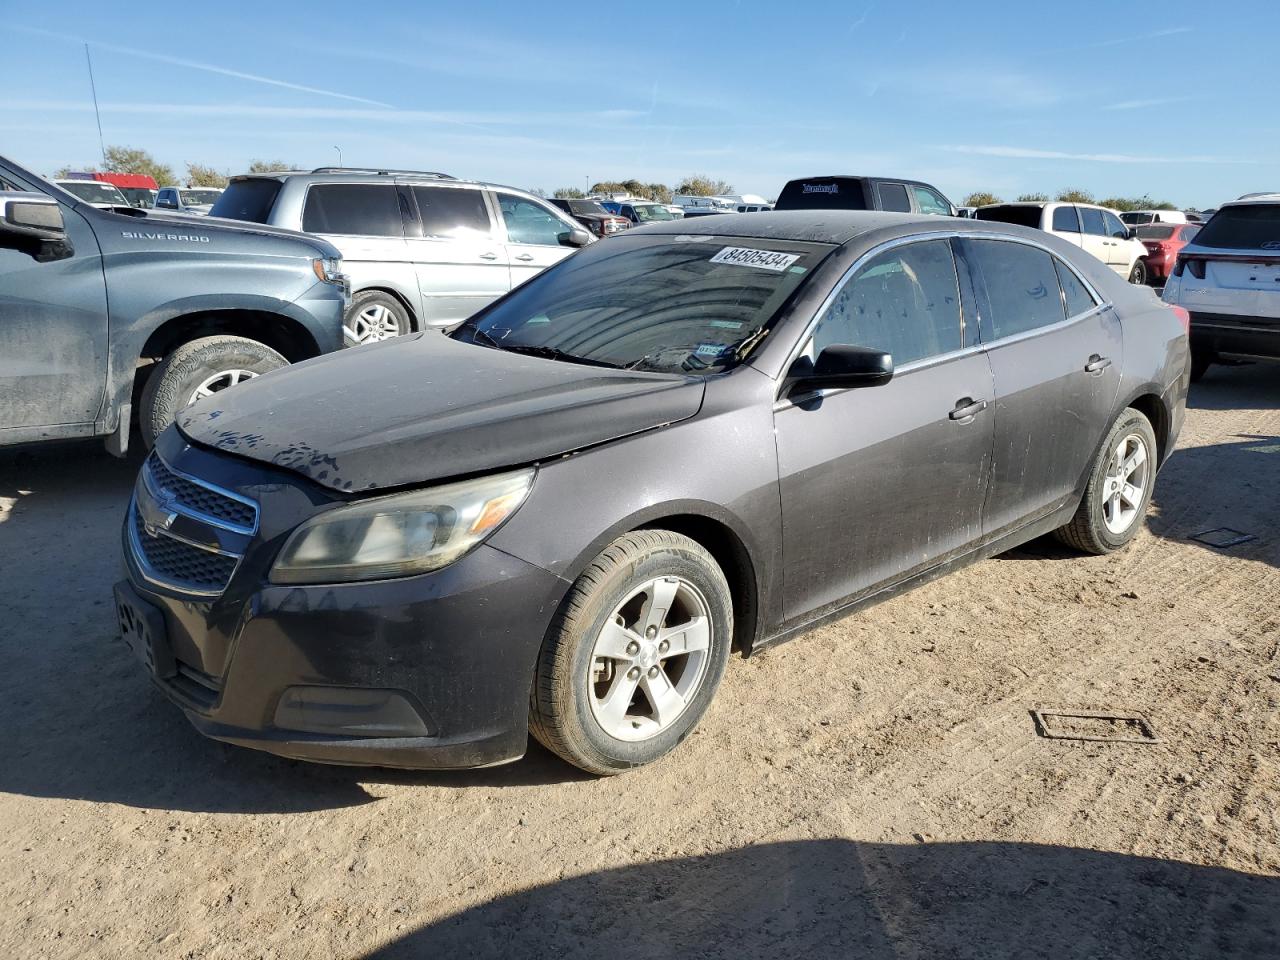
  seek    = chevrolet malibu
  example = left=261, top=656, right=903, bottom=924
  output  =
left=115, top=211, right=1189, bottom=775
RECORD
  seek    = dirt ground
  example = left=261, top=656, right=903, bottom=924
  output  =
left=1, top=365, right=1277, bottom=960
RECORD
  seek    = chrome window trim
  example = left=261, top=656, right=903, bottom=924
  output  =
left=143, top=454, right=259, bottom=536
left=777, top=229, right=1110, bottom=389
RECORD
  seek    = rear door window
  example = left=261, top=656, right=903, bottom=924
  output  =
left=1051, top=206, right=1080, bottom=233
left=963, top=238, right=1067, bottom=341
left=877, top=182, right=912, bottom=213
left=1080, top=207, right=1107, bottom=236
left=210, top=179, right=281, bottom=223
left=811, top=239, right=963, bottom=365
left=302, top=183, right=404, bottom=236
left=411, top=186, right=491, bottom=239
left=1193, top=204, right=1280, bottom=249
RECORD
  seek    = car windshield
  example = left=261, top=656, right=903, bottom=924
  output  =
left=1135, top=225, right=1177, bottom=240
left=180, top=189, right=222, bottom=206
left=568, top=199, right=609, bottom=216
left=60, top=181, right=128, bottom=204
left=632, top=204, right=674, bottom=222
left=1193, top=204, right=1280, bottom=250
left=453, top=235, right=831, bottom=374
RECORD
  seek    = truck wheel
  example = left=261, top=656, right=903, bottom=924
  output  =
left=138, top=335, right=286, bottom=449
left=1128, top=260, right=1147, bottom=285
left=1053, top=408, right=1158, bottom=555
left=529, top=531, right=733, bottom=776
left=345, top=291, right=411, bottom=346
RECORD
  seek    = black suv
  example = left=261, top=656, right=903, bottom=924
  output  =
left=774, top=175, right=957, bottom=217
left=0, top=154, right=347, bottom=452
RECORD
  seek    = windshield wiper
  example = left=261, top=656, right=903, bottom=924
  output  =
left=498, top=344, right=624, bottom=369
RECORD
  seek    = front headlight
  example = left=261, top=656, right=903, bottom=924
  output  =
left=270, top=468, right=534, bottom=585
left=312, top=256, right=345, bottom=284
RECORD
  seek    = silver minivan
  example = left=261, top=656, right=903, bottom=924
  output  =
left=209, top=168, right=592, bottom=345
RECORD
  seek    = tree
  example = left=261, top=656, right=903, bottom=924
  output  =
left=962, top=191, right=1001, bottom=207
left=1016, top=192, right=1050, bottom=202
left=186, top=163, right=228, bottom=188
left=645, top=183, right=674, bottom=204
left=676, top=174, right=733, bottom=196
left=553, top=187, right=587, bottom=199
left=103, top=145, right=175, bottom=187
left=1055, top=188, right=1095, bottom=204
left=247, top=159, right=295, bottom=174
left=527, top=187, right=547, bottom=198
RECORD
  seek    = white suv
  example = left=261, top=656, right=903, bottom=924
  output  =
left=975, top=202, right=1151, bottom=284
left=1161, top=196, right=1280, bottom=380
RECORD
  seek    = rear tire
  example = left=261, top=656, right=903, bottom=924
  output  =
left=1054, top=408, right=1158, bottom=555
left=529, top=531, right=732, bottom=776
left=138, top=335, right=286, bottom=449
left=1128, top=260, right=1148, bottom=285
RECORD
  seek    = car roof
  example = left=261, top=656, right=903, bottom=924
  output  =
left=226, top=169, right=544, bottom=200
left=1224, top=193, right=1280, bottom=206
left=633, top=209, right=973, bottom=245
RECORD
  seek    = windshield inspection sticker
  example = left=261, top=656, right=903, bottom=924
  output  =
left=710, top=246, right=801, bottom=272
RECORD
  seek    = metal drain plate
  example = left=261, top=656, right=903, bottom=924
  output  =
left=1031, top=709, right=1160, bottom=744
left=1188, top=528, right=1256, bottom=548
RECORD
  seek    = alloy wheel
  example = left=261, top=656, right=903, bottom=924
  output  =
left=588, top=576, right=713, bottom=742
left=186, top=369, right=259, bottom=406
left=346, top=303, right=405, bottom=345
left=1101, top=432, right=1150, bottom=534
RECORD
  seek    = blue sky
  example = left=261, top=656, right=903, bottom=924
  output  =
left=1, top=0, right=1274, bottom=208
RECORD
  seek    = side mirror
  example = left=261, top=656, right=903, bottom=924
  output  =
left=0, top=192, right=73, bottom=262
left=788, top=344, right=894, bottom=394
left=564, top=226, right=592, bottom=247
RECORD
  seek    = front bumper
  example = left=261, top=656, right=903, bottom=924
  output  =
left=117, top=434, right=570, bottom=769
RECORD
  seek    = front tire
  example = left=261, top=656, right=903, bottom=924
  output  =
left=530, top=531, right=733, bottom=775
left=1128, top=259, right=1148, bottom=285
left=138, top=335, right=286, bottom=449
left=1054, top=408, right=1158, bottom=555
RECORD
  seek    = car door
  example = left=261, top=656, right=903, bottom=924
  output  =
left=774, top=237, right=995, bottom=622
left=1101, top=209, right=1135, bottom=271
left=1078, top=206, right=1115, bottom=269
left=0, top=174, right=109, bottom=433
left=492, top=191, right=580, bottom=286
left=958, top=237, right=1122, bottom=538
left=404, top=184, right=509, bottom=326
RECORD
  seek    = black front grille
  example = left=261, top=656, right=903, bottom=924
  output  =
left=145, top=452, right=256, bottom=530
left=132, top=510, right=239, bottom=595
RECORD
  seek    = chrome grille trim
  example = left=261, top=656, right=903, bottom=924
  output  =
left=142, top=451, right=258, bottom=534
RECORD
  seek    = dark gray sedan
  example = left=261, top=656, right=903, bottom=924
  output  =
left=115, top=211, right=1190, bottom=775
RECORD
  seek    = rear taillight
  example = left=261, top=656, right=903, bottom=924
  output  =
left=1169, top=305, right=1190, bottom=334
left=1173, top=255, right=1206, bottom=279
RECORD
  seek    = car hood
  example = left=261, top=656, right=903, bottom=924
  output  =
left=177, top=334, right=705, bottom=494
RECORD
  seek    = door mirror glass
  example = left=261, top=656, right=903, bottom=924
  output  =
left=789, top=344, right=893, bottom=393
left=0, top=192, right=72, bottom=261
left=564, top=226, right=592, bottom=247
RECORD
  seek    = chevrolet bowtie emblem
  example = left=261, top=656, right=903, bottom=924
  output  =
left=137, top=482, right=179, bottom=536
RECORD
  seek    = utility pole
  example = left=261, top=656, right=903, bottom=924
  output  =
left=85, top=44, right=107, bottom=168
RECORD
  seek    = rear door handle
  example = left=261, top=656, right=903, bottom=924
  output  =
left=514, top=253, right=535, bottom=262
left=478, top=252, right=498, bottom=260
left=948, top=397, right=987, bottom=421
left=1085, top=354, right=1112, bottom=374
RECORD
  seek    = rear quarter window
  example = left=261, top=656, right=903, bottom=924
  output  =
left=1193, top=205, right=1280, bottom=250
left=302, top=183, right=404, bottom=237
left=210, top=180, right=282, bottom=223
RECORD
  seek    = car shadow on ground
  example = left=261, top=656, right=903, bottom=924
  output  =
left=0, top=441, right=587, bottom=816
left=367, top=837, right=1280, bottom=959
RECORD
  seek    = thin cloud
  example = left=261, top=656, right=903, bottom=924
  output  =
left=940, top=144, right=1255, bottom=164
left=848, top=3, right=876, bottom=33
left=1103, top=96, right=1194, bottom=111
left=1089, top=25, right=1192, bottom=48
left=13, top=25, right=392, bottom=108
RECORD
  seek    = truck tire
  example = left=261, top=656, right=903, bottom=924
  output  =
left=1053, top=408, right=1158, bottom=555
left=138, top=335, right=286, bottom=449
left=529, top=530, right=733, bottom=776
left=345, top=290, right=412, bottom=346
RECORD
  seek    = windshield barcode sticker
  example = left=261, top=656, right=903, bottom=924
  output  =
left=710, top=247, right=801, bottom=272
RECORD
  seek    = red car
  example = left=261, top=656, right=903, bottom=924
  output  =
left=1136, top=223, right=1200, bottom=284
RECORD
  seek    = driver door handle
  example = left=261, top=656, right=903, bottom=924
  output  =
left=1085, top=354, right=1112, bottom=374
left=478, top=252, right=498, bottom=260
left=514, top=253, right=535, bottom=262
left=948, top=397, right=987, bottom=421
